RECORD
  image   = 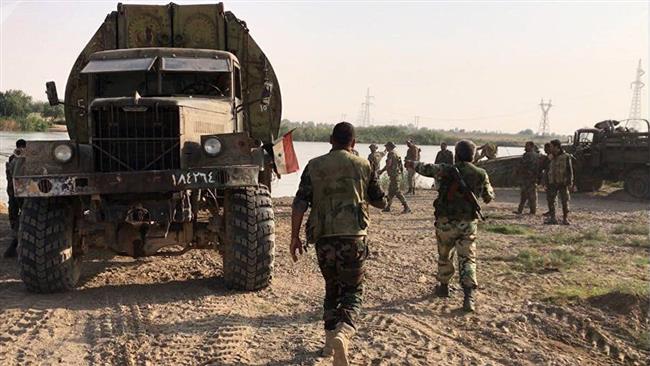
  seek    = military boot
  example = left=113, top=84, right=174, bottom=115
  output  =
left=544, top=215, right=558, bottom=225
left=332, top=322, right=356, bottom=366
left=401, top=206, right=412, bottom=214
left=561, top=214, right=571, bottom=225
left=321, top=330, right=335, bottom=357
left=435, top=283, right=450, bottom=297
left=462, top=287, right=476, bottom=312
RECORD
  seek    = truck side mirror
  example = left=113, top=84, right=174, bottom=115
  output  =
left=260, top=81, right=273, bottom=107
left=46, top=81, right=60, bottom=106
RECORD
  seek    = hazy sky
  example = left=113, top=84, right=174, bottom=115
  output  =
left=1, top=0, right=648, bottom=134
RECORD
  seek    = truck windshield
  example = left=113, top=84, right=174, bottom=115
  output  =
left=93, top=58, right=232, bottom=98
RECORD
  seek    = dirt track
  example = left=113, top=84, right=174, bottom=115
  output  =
left=0, top=188, right=648, bottom=365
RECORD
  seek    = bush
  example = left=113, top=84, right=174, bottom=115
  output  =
left=612, top=223, right=649, bottom=236
left=18, top=115, right=50, bottom=132
left=483, top=223, right=531, bottom=235
left=514, top=248, right=583, bottom=272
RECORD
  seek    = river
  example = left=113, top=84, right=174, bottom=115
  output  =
left=0, top=132, right=524, bottom=202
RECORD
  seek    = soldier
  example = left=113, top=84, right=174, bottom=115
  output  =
left=4, top=139, right=26, bottom=258
left=367, top=143, right=385, bottom=175
left=545, top=139, right=574, bottom=225
left=405, top=140, right=494, bottom=312
left=475, top=142, right=498, bottom=161
left=435, top=142, right=454, bottom=165
left=405, top=140, right=421, bottom=195
left=379, top=142, right=411, bottom=214
left=514, top=141, right=539, bottom=215
left=290, top=122, right=387, bottom=366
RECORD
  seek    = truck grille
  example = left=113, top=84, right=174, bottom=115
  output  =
left=91, top=105, right=181, bottom=173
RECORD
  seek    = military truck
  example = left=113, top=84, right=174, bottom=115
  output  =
left=478, top=119, right=650, bottom=199
left=567, top=119, right=650, bottom=198
left=12, top=2, right=287, bottom=293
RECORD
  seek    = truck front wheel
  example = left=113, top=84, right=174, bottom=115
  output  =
left=624, top=169, right=650, bottom=199
left=222, top=186, right=275, bottom=290
left=18, top=198, right=81, bottom=293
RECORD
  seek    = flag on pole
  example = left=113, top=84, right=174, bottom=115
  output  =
left=273, top=129, right=299, bottom=175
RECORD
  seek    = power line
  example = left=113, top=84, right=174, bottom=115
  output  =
left=629, top=59, right=645, bottom=120
left=358, top=88, right=374, bottom=127
left=538, top=98, right=553, bottom=136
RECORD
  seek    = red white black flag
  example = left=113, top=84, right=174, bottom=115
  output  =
left=273, top=129, right=299, bottom=175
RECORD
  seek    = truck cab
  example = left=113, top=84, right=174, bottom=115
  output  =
left=11, top=2, right=285, bottom=294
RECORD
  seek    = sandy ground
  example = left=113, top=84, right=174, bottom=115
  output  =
left=0, top=188, right=648, bottom=365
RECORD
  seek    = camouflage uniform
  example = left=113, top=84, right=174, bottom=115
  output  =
left=382, top=150, right=410, bottom=212
left=435, top=149, right=454, bottom=165
left=516, top=150, right=539, bottom=214
left=367, top=150, right=385, bottom=176
left=475, top=143, right=498, bottom=161
left=547, top=152, right=573, bottom=222
left=415, top=162, right=494, bottom=288
left=405, top=144, right=420, bottom=194
left=293, top=149, right=386, bottom=330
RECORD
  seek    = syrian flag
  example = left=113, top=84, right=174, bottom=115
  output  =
left=273, top=129, right=299, bottom=175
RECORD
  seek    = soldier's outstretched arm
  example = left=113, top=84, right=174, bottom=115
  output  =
left=290, top=167, right=312, bottom=262
left=482, top=175, right=495, bottom=204
left=412, top=161, right=443, bottom=178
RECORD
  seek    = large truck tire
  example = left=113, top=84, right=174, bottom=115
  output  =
left=18, top=198, right=81, bottom=293
left=222, top=186, right=275, bottom=291
left=624, top=169, right=650, bottom=199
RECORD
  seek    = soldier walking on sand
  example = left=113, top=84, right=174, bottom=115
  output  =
left=367, top=143, right=385, bottom=176
left=405, top=140, right=421, bottom=195
left=379, top=142, right=411, bottom=213
left=405, top=140, right=494, bottom=312
left=4, top=139, right=26, bottom=258
left=545, top=139, right=574, bottom=225
left=290, top=122, right=387, bottom=366
left=514, top=141, right=539, bottom=215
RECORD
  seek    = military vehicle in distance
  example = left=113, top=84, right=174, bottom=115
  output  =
left=12, top=2, right=287, bottom=293
left=478, top=119, right=650, bottom=199
left=566, top=119, right=650, bottom=198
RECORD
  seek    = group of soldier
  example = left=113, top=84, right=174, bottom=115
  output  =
left=515, top=139, right=574, bottom=225
left=290, top=122, right=493, bottom=366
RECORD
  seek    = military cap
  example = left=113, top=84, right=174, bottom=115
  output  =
left=385, top=141, right=396, bottom=149
left=369, top=143, right=378, bottom=149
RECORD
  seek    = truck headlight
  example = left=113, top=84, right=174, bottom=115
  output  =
left=53, top=144, right=73, bottom=163
left=203, top=137, right=222, bottom=156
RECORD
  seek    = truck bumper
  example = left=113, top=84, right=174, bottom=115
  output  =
left=13, top=166, right=259, bottom=198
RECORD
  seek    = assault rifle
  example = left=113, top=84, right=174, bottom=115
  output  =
left=451, top=166, right=485, bottom=221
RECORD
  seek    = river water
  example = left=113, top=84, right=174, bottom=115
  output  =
left=0, top=132, right=523, bottom=202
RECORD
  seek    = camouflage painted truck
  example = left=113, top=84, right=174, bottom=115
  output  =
left=478, top=119, right=650, bottom=199
left=12, top=2, right=287, bottom=293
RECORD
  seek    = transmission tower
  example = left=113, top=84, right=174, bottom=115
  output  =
left=538, top=98, right=552, bottom=136
left=413, top=115, right=420, bottom=128
left=629, top=59, right=645, bottom=120
left=359, top=88, right=374, bottom=127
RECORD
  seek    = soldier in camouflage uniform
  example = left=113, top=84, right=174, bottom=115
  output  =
left=379, top=142, right=411, bottom=213
left=538, top=143, right=554, bottom=216
left=367, top=143, right=385, bottom=176
left=4, top=139, right=26, bottom=258
left=405, top=140, right=421, bottom=195
left=291, top=122, right=387, bottom=366
left=514, top=141, right=539, bottom=215
left=406, top=140, right=494, bottom=312
left=545, top=139, right=574, bottom=225
left=475, top=142, right=498, bottom=161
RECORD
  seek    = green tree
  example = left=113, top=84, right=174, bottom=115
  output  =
left=0, top=90, right=33, bottom=117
